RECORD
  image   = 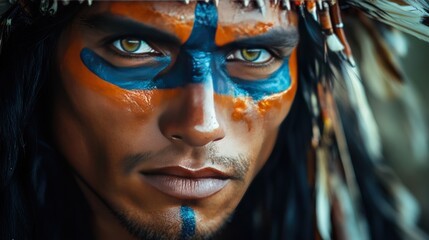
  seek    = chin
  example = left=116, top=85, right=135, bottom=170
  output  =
left=115, top=207, right=231, bottom=240
left=106, top=199, right=234, bottom=240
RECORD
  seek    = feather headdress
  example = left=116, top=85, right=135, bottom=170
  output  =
left=1, top=0, right=428, bottom=239
left=346, top=0, right=429, bottom=42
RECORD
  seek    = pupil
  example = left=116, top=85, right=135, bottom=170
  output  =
left=241, top=49, right=261, bottom=62
left=120, top=39, right=140, bottom=52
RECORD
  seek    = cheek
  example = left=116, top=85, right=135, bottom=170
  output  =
left=220, top=49, right=297, bottom=171
left=58, top=28, right=179, bottom=119
left=259, top=47, right=298, bottom=120
left=55, top=29, right=183, bottom=180
left=225, top=48, right=298, bottom=130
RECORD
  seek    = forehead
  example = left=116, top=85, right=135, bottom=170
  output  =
left=78, top=1, right=297, bottom=45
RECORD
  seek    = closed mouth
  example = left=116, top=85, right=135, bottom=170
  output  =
left=139, top=166, right=231, bottom=199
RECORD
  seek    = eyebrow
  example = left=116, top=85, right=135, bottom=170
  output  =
left=224, top=27, right=299, bottom=51
left=80, top=13, right=182, bottom=45
left=80, top=13, right=299, bottom=53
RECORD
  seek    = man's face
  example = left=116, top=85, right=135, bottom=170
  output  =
left=54, top=1, right=298, bottom=239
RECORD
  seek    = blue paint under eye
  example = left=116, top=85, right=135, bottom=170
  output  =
left=80, top=2, right=292, bottom=100
left=80, top=48, right=171, bottom=90
left=180, top=206, right=196, bottom=240
left=230, top=58, right=292, bottom=100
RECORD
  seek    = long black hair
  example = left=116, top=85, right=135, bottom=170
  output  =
left=0, top=2, right=93, bottom=239
left=0, top=2, right=403, bottom=240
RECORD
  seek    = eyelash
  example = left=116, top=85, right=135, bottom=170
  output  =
left=107, top=37, right=283, bottom=66
left=107, top=36, right=162, bottom=59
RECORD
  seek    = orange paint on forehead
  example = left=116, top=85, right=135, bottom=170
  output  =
left=108, top=2, right=195, bottom=44
left=60, top=26, right=179, bottom=117
left=215, top=22, right=274, bottom=46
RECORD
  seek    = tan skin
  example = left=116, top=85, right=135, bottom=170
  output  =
left=54, top=1, right=298, bottom=239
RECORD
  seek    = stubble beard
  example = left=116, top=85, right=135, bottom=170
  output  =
left=74, top=147, right=250, bottom=240
left=108, top=204, right=234, bottom=240
left=112, top=150, right=249, bottom=239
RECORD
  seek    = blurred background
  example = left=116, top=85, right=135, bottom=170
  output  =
left=390, top=35, right=429, bottom=232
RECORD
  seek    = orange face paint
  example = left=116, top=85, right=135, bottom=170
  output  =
left=53, top=3, right=300, bottom=240
left=218, top=49, right=298, bottom=131
left=58, top=24, right=180, bottom=119
left=215, top=21, right=274, bottom=46
left=109, top=2, right=195, bottom=44
left=256, top=48, right=298, bottom=115
left=214, top=2, right=294, bottom=46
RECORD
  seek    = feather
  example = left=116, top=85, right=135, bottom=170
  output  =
left=374, top=166, right=429, bottom=239
left=336, top=62, right=383, bottom=161
left=346, top=0, right=429, bottom=42
left=330, top=171, right=370, bottom=240
left=316, top=83, right=370, bottom=240
left=344, top=14, right=429, bottom=162
left=316, top=146, right=332, bottom=240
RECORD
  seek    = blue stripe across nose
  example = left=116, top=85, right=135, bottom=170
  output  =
left=80, top=2, right=218, bottom=89
left=80, top=2, right=293, bottom=100
left=157, top=2, right=218, bottom=85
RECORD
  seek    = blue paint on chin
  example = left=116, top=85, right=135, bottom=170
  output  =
left=180, top=206, right=196, bottom=240
left=79, top=2, right=292, bottom=101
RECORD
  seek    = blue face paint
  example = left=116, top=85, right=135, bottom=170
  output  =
left=180, top=206, right=196, bottom=240
left=228, top=58, right=291, bottom=100
left=80, top=48, right=171, bottom=90
left=80, top=2, right=292, bottom=100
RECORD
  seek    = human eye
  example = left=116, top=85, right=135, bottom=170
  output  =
left=226, top=48, right=273, bottom=64
left=111, top=38, right=158, bottom=56
left=99, top=36, right=168, bottom=67
left=225, top=47, right=285, bottom=81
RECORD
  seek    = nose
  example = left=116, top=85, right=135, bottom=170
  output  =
left=159, top=82, right=225, bottom=147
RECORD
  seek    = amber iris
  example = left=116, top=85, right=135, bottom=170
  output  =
left=120, top=39, right=141, bottom=53
left=241, top=49, right=262, bottom=62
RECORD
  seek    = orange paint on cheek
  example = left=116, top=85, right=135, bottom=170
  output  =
left=232, top=98, right=254, bottom=130
left=231, top=98, right=248, bottom=121
left=109, top=2, right=194, bottom=44
left=215, top=22, right=274, bottom=46
left=212, top=49, right=298, bottom=130
left=116, top=89, right=180, bottom=117
left=214, top=94, right=254, bottom=131
left=60, top=29, right=179, bottom=118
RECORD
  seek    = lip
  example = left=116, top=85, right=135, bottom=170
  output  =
left=140, top=166, right=230, bottom=200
